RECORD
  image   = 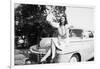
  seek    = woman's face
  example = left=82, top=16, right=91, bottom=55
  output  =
left=61, top=17, right=65, bottom=25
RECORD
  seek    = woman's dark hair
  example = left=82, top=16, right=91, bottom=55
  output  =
left=59, top=15, right=68, bottom=26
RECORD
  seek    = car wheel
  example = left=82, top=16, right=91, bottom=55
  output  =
left=25, top=59, right=32, bottom=65
left=69, top=54, right=80, bottom=63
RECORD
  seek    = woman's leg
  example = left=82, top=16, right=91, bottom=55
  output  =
left=40, top=39, right=56, bottom=62
left=40, top=49, right=51, bottom=62
left=51, top=39, right=56, bottom=60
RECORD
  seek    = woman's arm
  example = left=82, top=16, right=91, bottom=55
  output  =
left=65, top=24, right=70, bottom=38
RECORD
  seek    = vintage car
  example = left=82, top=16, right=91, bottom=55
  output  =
left=26, top=29, right=94, bottom=64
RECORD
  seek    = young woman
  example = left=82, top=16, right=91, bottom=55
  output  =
left=40, top=16, right=70, bottom=62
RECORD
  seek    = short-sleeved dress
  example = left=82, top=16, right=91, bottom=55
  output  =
left=53, top=25, right=69, bottom=50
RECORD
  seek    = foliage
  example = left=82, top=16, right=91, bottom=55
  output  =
left=15, top=4, right=66, bottom=47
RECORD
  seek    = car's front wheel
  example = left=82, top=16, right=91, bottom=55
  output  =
left=25, top=59, right=32, bottom=65
left=69, top=54, right=80, bottom=63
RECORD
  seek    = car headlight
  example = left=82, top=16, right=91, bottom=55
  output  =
left=18, top=39, right=24, bottom=43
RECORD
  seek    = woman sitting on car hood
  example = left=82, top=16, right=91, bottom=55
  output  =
left=40, top=16, right=70, bottom=62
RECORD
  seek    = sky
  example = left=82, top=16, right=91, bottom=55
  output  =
left=66, top=6, right=94, bottom=31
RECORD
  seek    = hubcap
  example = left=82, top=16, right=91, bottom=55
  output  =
left=26, top=61, right=31, bottom=64
left=70, top=57, right=78, bottom=62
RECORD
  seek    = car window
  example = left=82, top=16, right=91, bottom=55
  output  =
left=69, top=29, right=83, bottom=38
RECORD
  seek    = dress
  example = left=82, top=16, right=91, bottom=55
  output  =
left=52, top=25, right=70, bottom=51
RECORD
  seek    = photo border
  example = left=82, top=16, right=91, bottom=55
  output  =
left=10, top=0, right=95, bottom=69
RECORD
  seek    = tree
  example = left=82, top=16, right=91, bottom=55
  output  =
left=15, top=4, right=67, bottom=47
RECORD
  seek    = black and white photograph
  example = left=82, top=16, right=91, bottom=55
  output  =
left=14, top=3, right=94, bottom=65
